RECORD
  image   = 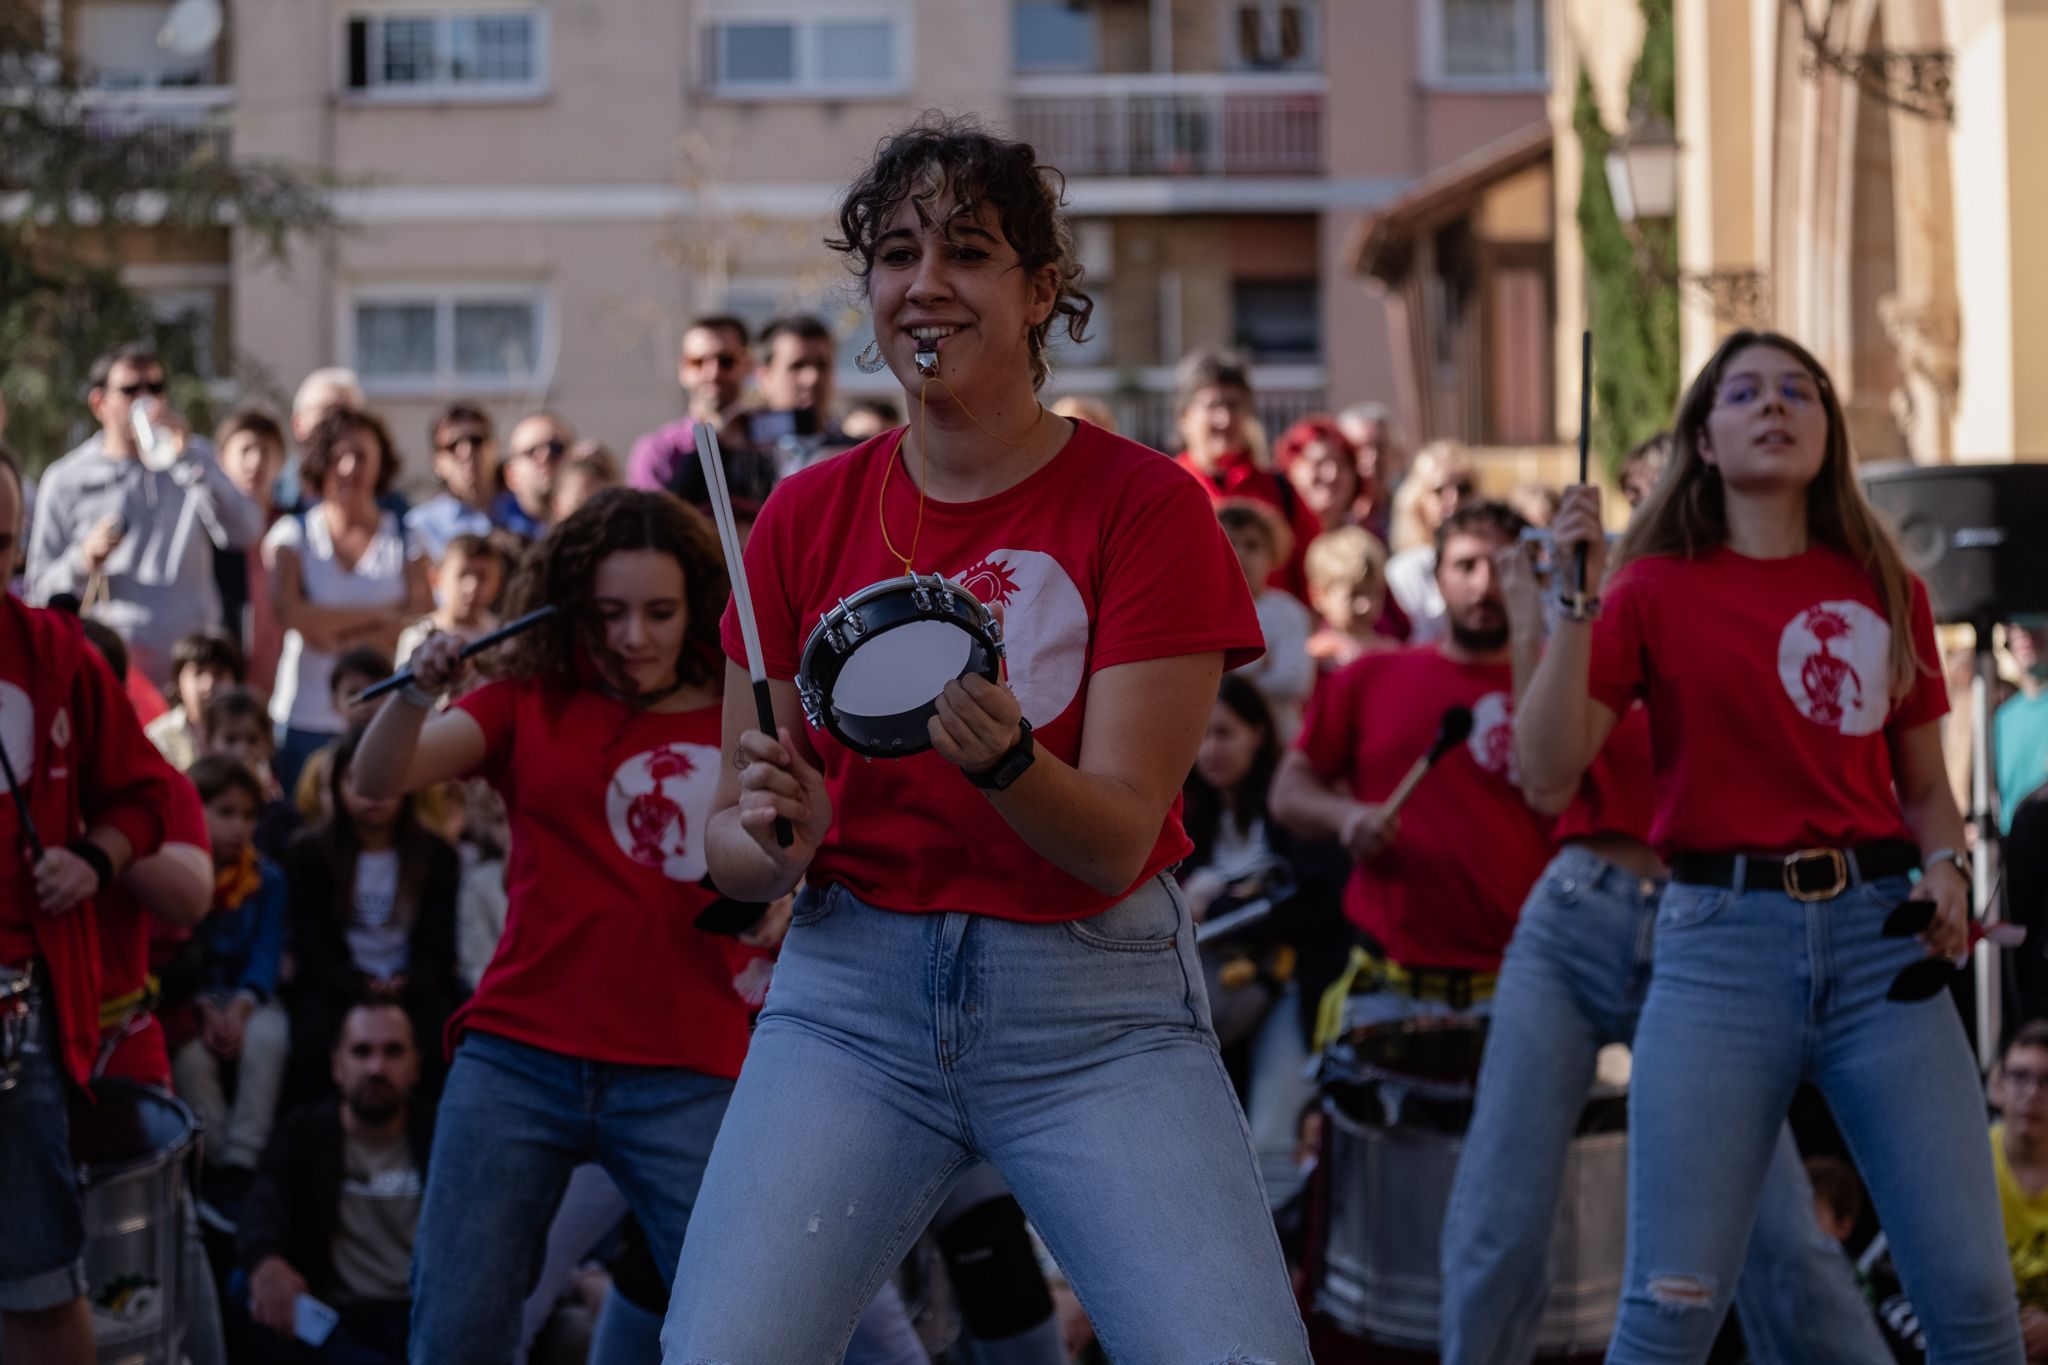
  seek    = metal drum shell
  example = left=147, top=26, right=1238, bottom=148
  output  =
left=796, top=574, right=1003, bottom=759
left=1314, top=1018, right=1628, bottom=1354
left=72, top=1080, right=197, bottom=1365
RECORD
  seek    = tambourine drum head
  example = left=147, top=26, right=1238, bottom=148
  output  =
left=835, top=620, right=975, bottom=718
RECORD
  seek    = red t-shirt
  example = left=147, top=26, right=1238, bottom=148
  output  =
left=2, top=606, right=38, bottom=966
left=451, top=680, right=753, bottom=1076
left=724, top=420, right=1265, bottom=922
left=1587, top=546, right=1946, bottom=856
left=1174, top=448, right=1321, bottom=601
left=1294, top=647, right=1556, bottom=970
left=1555, top=703, right=1656, bottom=844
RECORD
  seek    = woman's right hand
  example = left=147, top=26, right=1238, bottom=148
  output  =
left=408, top=631, right=469, bottom=698
left=1550, top=484, right=1608, bottom=596
left=734, top=726, right=832, bottom=871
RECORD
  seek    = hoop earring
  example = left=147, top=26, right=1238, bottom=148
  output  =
left=855, top=339, right=886, bottom=374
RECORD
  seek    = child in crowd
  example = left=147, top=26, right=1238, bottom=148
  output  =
left=454, top=781, right=510, bottom=994
left=200, top=686, right=302, bottom=863
left=294, top=646, right=393, bottom=825
left=146, top=629, right=246, bottom=770
left=167, top=755, right=291, bottom=1185
left=396, top=533, right=506, bottom=680
left=1303, top=525, right=1393, bottom=674
left=213, top=409, right=289, bottom=694
left=1218, top=502, right=1314, bottom=736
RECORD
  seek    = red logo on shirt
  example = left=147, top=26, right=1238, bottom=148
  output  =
left=604, top=742, right=716, bottom=882
left=1777, top=600, right=1889, bottom=736
left=956, top=556, right=1022, bottom=608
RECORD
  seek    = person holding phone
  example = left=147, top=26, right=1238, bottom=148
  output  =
left=25, top=343, right=265, bottom=689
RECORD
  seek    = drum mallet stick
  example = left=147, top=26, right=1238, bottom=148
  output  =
left=1195, top=896, right=1274, bottom=945
left=1381, top=705, right=1475, bottom=821
left=696, top=421, right=794, bottom=849
left=354, top=605, right=561, bottom=704
left=1572, top=328, right=1594, bottom=612
left=0, top=706, right=44, bottom=862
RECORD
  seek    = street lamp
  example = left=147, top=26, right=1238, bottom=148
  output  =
left=1603, top=111, right=1678, bottom=223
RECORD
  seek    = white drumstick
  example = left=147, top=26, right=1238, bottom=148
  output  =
left=695, top=422, right=792, bottom=847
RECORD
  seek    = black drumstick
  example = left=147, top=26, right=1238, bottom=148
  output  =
left=354, top=605, right=560, bottom=703
left=1382, top=705, right=1475, bottom=819
left=1574, top=328, right=1593, bottom=606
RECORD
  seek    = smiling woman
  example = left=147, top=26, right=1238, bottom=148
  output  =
left=660, top=116, right=1313, bottom=1363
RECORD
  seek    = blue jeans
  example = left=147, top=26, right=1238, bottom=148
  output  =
left=0, top=975, right=88, bottom=1313
left=660, top=876, right=1310, bottom=1365
left=1608, top=873, right=2021, bottom=1363
left=1440, top=845, right=1887, bottom=1364
left=408, top=1032, right=733, bottom=1365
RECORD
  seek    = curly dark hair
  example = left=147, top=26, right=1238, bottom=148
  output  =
left=494, top=486, right=728, bottom=693
left=300, top=407, right=401, bottom=500
left=828, top=114, right=1093, bottom=390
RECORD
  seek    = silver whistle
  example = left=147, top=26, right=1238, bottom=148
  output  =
left=914, top=348, right=939, bottom=378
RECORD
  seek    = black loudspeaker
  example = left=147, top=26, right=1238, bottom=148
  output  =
left=1860, top=462, right=2048, bottom=624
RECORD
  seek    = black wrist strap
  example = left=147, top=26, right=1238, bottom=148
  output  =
left=67, top=837, right=114, bottom=893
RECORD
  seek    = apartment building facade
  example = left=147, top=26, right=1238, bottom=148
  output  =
left=62, top=0, right=1552, bottom=460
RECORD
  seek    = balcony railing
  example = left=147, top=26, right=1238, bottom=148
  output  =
left=70, top=87, right=232, bottom=181
left=1012, top=73, right=1324, bottom=177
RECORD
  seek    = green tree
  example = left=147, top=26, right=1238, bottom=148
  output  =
left=1575, top=0, right=1680, bottom=475
left=0, top=8, right=343, bottom=471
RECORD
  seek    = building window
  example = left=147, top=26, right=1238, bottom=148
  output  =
left=350, top=289, right=548, bottom=394
left=1014, top=2, right=1096, bottom=73
left=1228, top=2, right=1318, bottom=72
left=704, top=13, right=906, bottom=95
left=1233, top=280, right=1320, bottom=362
left=1423, top=0, right=1545, bottom=86
left=344, top=11, right=546, bottom=98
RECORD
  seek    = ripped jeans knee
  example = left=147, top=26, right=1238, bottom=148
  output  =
left=1641, top=1272, right=1720, bottom=1313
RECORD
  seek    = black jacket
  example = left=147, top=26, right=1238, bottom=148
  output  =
left=235, top=1095, right=437, bottom=1290
left=283, top=827, right=461, bottom=1006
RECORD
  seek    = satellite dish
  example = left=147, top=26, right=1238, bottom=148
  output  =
left=158, top=0, right=223, bottom=57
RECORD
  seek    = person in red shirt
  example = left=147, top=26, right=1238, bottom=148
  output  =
left=1173, top=349, right=1324, bottom=603
left=1437, top=453, right=1887, bottom=1365
left=1271, top=499, right=1555, bottom=1034
left=352, top=487, right=828, bottom=1363
left=659, top=118, right=1307, bottom=1363
left=1521, top=331, right=2020, bottom=1361
left=0, top=443, right=173, bottom=1365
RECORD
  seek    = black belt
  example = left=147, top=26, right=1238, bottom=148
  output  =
left=1669, top=840, right=1919, bottom=902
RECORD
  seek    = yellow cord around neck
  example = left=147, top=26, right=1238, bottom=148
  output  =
left=877, top=375, right=1046, bottom=575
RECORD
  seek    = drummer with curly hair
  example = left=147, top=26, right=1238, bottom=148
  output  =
left=660, top=116, right=1306, bottom=1362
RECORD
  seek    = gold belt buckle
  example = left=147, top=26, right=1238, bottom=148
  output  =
left=1783, top=848, right=1848, bottom=902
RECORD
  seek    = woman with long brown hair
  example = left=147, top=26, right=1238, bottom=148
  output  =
left=1520, top=331, right=2019, bottom=1361
left=350, top=488, right=774, bottom=1363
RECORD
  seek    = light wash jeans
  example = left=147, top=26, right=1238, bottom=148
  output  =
left=408, top=1031, right=734, bottom=1365
left=1607, top=872, right=2022, bottom=1364
left=660, top=876, right=1309, bottom=1365
left=1439, top=845, right=1887, bottom=1364
left=1244, top=986, right=1319, bottom=1210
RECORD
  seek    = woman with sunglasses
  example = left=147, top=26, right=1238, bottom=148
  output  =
left=659, top=117, right=1309, bottom=1363
left=1521, top=330, right=2020, bottom=1361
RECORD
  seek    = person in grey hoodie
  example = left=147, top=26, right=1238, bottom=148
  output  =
left=27, top=343, right=265, bottom=690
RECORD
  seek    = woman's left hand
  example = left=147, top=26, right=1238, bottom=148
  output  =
left=1913, top=859, right=1971, bottom=960
left=930, top=672, right=1025, bottom=776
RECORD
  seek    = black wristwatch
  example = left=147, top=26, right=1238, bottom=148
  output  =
left=967, top=719, right=1036, bottom=791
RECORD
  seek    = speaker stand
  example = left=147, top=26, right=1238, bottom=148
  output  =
left=1969, top=618, right=2003, bottom=1071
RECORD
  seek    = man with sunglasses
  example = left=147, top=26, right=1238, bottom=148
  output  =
left=406, top=403, right=501, bottom=563
left=25, top=343, right=265, bottom=689
left=494, top=411, right=576, bottom=541
left=627, top=315, right=779, bottom=507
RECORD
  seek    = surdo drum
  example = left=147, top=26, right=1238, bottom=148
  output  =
left=72, top=1080, right=199, bottom=1365
left=797, top=574, right=1004, bottom=758
left=1314, top=1018, right=1627, bottom=1353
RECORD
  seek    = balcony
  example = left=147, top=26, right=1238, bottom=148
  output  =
left=73, top=86, right=233, bottom=179
left=1011, top=73, right=1324, bottom=178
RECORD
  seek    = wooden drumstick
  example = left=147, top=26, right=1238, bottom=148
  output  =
left=1381, top=705, right=1475, bottom=821
left=696, top=421, right=794, bottom=849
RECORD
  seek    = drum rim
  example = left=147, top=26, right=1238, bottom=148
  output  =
left=797, top=574, right=1002, bottom=757
left=74, top=1078, right=197, bottom=1187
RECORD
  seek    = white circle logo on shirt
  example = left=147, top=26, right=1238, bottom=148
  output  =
left=1468, top=691, right=1518, bottom=781
left=948, top=549, right=1088, bottom=728
left=0, top=682, right=30, bottom=794
left=1777, top=600, right=1891, bottom=736
left=603, top=742, right=719, bottom=883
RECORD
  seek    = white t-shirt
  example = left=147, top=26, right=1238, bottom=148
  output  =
left=265, top=509, right=411, bottom=732
left=347, top=849, right=409, bottom=979
left=1385, top=545, right=1447, bottom=644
